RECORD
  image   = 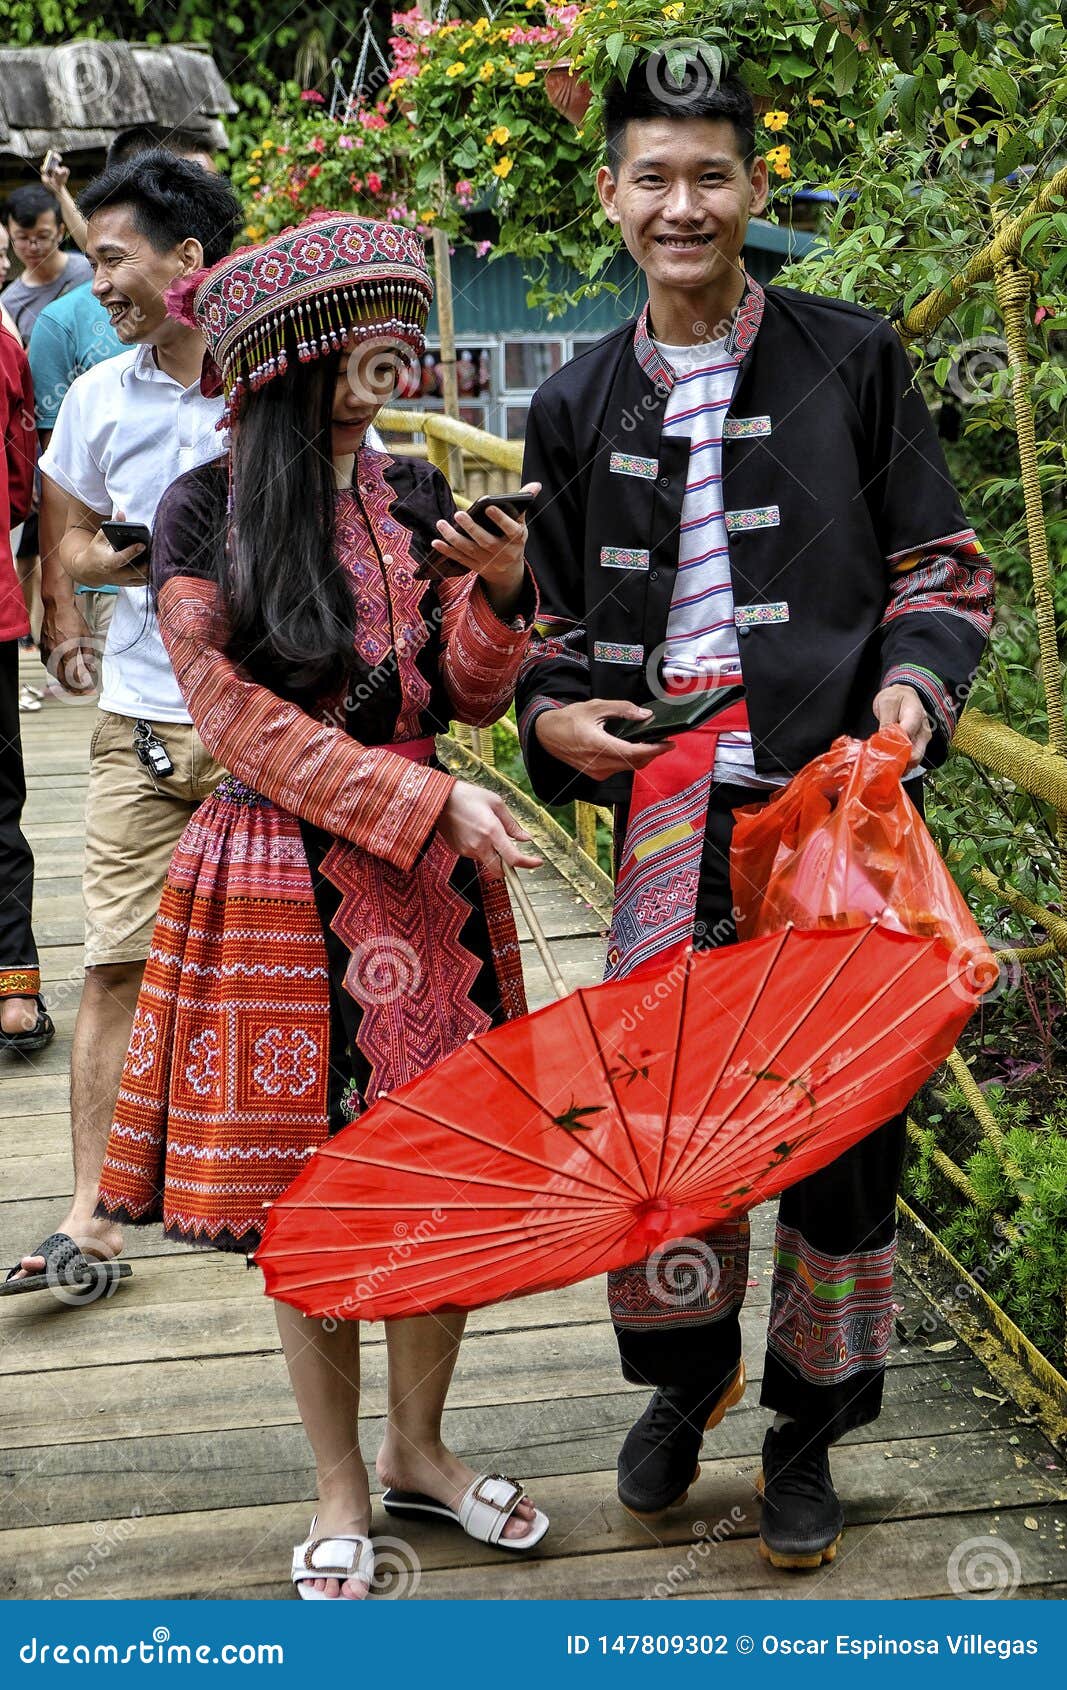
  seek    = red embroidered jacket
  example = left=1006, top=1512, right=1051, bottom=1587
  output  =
left=152, top=452, right=536, bottom=874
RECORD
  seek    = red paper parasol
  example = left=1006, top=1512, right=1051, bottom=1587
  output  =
left=256, top=921, right=986, bottom=1321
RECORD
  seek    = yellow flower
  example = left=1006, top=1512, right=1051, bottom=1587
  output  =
left=446, top=60, right=466, bottom=77
left=262, top=138, right=274, bottom=150
left=808, top=94, right=826, bottom=107
left=773, top=160, right=793, bottom=178
left=419, top=208, right=437, bottom=223
left=514, top=70, right=536, bottom=87
left=762, top=109, right=788, bottom=132
left=487, top=124, right=511, bottom=146
left=662, top=2, right=684, bottom=18
left=244, top=225, right=263, bottom=239
left=250, top=147, right=263, bottom=160
left=247, top=174, right=261, bottom=186
left=492, top=155, right=513, bottom=179
left=765, top=144, right=791, bottom=166
left=607, top=1, right=618, bottom=7
left=480, top=60, right=496, bottom=80
left=473, top=15, right=489, bottom=32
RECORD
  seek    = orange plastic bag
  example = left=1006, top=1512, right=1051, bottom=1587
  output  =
left=730, top=726, right=996, bottom=984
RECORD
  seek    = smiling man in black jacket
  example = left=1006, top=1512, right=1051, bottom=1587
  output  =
left=516, top=56, right=993, bottom=1570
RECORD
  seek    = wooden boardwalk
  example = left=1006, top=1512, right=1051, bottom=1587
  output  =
left=2, top=666, right=1066, bottom=1601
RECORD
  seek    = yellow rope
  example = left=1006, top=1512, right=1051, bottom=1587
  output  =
left=897, top=164, right=1067, bottom=342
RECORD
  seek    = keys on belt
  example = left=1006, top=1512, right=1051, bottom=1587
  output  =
left=133, top=720, right=174, bottom=778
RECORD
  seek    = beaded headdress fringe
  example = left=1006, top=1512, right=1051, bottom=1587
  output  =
left=221, top=279, right=429, bottom=427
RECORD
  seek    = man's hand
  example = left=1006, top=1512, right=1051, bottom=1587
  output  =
left=39, top=598, right=99, bottom=694
left=63, top=508, right=148, bottom=589
left=437, top=780, right=543, bottom=879
left=872, top=683, right=934, bottom=767
left=534, top=698, right=673, bottom=783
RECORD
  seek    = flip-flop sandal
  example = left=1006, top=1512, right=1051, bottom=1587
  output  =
left=1, top=1232, right=132, bottom=1300
left=382, top=1473, right=549, bottom=1552
left=292, top=1516, right=375, bottom=1600
left=0, top=997, right=55, bottom=1054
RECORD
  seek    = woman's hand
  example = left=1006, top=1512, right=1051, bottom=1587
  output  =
left=437, top=780, right=542, bottom=879
left=430, top=481, right=541, bottom=618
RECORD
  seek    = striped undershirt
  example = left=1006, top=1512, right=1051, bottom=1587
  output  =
left=657, top=337, right=787, bottom=789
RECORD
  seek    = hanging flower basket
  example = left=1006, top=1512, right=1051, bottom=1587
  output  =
left=542, top=61, right=593, bottom=126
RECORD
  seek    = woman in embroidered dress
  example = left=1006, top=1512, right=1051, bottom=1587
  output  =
left=95, top=216, right=549, bottom=1596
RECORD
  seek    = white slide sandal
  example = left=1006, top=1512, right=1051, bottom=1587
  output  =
left=382, top=1473, right=550, bottom=1552
left=292, top=1516, right=376, bottom=1599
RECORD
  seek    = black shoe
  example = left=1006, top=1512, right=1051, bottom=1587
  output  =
left=617, top=1360, right=745, bottom=1518
left=757, top=1422, right=844, bottom=1569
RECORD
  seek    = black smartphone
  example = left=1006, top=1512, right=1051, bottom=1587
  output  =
left=100, top=521, right=151, bottom=564
left=463, top=490, right=537, bottom=539
left=609, top=684, right=746, bottom=744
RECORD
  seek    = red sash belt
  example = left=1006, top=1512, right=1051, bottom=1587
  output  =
left=604, top=679, right=750, bottom=982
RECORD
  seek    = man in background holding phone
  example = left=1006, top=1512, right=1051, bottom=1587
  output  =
left=6, top=155, right=241, bottom=1295
left=516, top=58, right=993, bottom=1568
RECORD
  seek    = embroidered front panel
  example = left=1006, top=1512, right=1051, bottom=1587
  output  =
left=735, top=601, right=789, bottom=627
left=725, top=505, right=780, bottom=532
left=594, top=641, right=643, bottom=666
left=609, top=451, right=659, bottom=480
left=766, top=1221, right=897, bottom=1386
left=336, top=455, right=433, bottom=742
left=609, top=1221, right=752, bottom=1331
left=320, top=830, right=491, bottom=1101
left=723, top=415, right=772, bottom=439
left=600, top=546, right=650, bottom=571
left=605, top=770, right=710, bottom=980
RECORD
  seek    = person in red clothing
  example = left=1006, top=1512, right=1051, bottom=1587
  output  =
left=0, top=322, right=54, bottom=1051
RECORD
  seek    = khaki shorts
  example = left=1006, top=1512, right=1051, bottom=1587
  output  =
left=83, top=710, right=225, bottom=967
left=78, top=589, right=117, bottom=645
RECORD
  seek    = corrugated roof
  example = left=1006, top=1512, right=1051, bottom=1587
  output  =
left=0, top=42, right=235, bottom=159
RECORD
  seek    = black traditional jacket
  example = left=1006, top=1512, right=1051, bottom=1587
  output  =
left=516, top=275, right=994, bottom=807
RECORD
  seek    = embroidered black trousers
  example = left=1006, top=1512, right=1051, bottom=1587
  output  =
left=609, top=782, right=913, bottom=1443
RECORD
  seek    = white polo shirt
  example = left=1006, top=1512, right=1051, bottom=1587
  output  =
left=39, top=343, right=225, bottom=724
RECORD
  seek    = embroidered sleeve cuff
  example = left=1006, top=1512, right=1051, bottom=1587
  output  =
left=881, top=663, right=957, bottom=742
left=442, top=571, right=536, bottom=725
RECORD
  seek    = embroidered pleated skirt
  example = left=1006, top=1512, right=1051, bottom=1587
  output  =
left=97, top=774, right=526, bottom=1255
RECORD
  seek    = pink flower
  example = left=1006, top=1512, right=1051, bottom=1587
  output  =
left=338, top=134, right=356, bottom=150
left=367, top=171, right=383, bottom=194
left=307, top=164, right=322, bottom=179
left=308, top=135, right=326, bottom=153
left=475, top=239, right=493, bottom=258
left=300, top=89, right=325, bottom=104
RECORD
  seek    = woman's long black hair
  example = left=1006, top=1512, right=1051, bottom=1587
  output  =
left=222, top=350, right=359, bottom=703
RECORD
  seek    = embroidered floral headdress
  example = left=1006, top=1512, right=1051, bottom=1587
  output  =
left=166, top=212, right=434, bottom=428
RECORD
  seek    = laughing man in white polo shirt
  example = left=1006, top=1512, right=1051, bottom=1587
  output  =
left=5, top=154, right=242, bottom=1296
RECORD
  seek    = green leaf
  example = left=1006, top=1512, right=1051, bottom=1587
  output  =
left=605, top=31, right=625, bottom=68
left=665, top=47, right=689, bottom=92
left=994, top=132, right=1029, bottom=182
left=616, top=43, right=637, bottom=85
left=832, top=34, right=860, bottom=97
